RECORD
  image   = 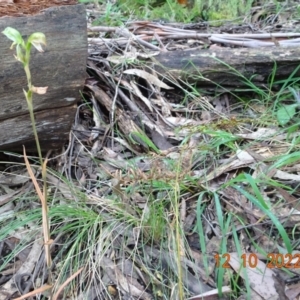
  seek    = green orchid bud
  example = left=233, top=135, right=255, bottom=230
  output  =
left=28, top=32, right=46, bottom=52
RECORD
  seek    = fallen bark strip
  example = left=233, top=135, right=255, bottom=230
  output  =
left=152, top=47, right=300, bottom=87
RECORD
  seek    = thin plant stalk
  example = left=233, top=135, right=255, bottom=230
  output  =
left=2, top=27, right=52, bottom=282
left=24, top=63, right=43, bottom=166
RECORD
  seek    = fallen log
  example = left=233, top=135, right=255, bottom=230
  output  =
left=153, top=47, right=300, bottom=88
left=0, top=2, right=87, bottom=152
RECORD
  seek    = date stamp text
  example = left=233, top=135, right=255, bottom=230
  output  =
left=214, top=253, right=300, bottom=269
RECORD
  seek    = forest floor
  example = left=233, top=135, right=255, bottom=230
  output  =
left=1, top=1, right=300, bottom=299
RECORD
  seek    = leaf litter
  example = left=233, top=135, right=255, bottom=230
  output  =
left=1, top=1, right=300, bottom=299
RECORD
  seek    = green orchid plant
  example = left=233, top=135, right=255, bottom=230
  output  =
left=2, top=27, right=52, bottom=284
left=2, top=27, right=47, bottom=162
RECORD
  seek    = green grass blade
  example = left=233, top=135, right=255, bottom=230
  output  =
left=234, top=185, right=292, bottom=253
left=196, top=191, right=209, bottom=275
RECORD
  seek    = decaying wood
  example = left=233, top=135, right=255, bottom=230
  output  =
left=0, top=4, right=87, bottom=152
left=153, top=47, right=300, bottom=87
left=0, top=105, right=77, bottom=152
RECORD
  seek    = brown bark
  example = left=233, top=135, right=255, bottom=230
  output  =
left=0, top=4, right=87, bottom=152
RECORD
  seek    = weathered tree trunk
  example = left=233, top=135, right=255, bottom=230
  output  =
left=0, top=4, right=87, bottom=152
left=153, top=47, right=300, bottom=88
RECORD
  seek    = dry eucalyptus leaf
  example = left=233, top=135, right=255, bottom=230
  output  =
left=130, top=80, right=153, bottom=112
left=123, top=69, right=173, bottom=89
